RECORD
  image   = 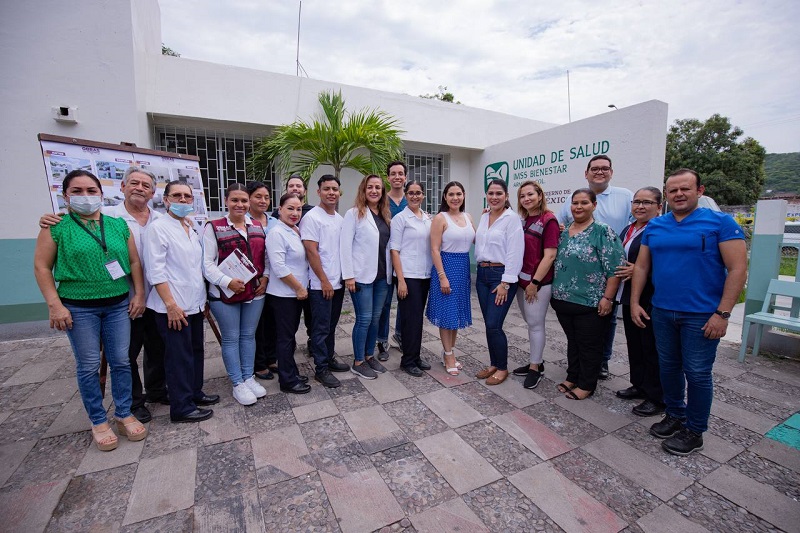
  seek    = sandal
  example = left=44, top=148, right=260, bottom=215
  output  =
left=476, top=366, right=498, bottom=380
left=565, top=388, right=595, bottom=400
left=557, top=382, right=576, bottom=393
left=116, top=416, right=148, bottom=442
left=442, top=351, right=460, bottom=376
left=486, top=370, right=508, bottom=386
left=91, top=423, right=118, bottom=452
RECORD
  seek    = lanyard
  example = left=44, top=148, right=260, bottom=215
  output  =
left=623, top=222, right=646, bottom=247
left=70, top=213, right=107, bottom=255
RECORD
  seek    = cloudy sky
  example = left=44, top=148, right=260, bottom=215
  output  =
left=160, top=0, right=799, bottom=154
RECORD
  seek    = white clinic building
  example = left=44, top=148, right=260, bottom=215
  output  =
left=0, top=0, right=667, bottom=324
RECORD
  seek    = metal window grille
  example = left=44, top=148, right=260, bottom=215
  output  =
left=404, top=150, right=450, bottom=214
left=152, top=125, right=275, bottom=212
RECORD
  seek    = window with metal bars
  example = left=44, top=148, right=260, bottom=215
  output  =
left=404, top=150, right=450, bottom=214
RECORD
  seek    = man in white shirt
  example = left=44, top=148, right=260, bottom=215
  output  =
left=558, top=155, right=633, bottom=378
left=39, top=166, right=169, bottom=422
left=300, top=175, right=350, bottom=387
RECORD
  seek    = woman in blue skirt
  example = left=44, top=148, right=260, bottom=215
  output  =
left=426, top=181, right=475, bottom=375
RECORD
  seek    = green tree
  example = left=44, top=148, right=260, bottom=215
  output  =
left=420, top=85, right=461, bottom=104
left=161, top=44, right=180, bottom=57
left=764, top=152, right=800, bottom=195
left=665, top=114, right=766, bottom=205
left=250, top=90, right=404, bottom=184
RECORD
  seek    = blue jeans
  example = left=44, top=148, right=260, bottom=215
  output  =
left=651, top=307, right=719, bottom=433
left=309, top=288, right=345, bottom=373
left=64, top=298, right=132, bottom=425
left=210, top=298, right=265, bottom=386
left=475, top=266, right=518, bottom=371
left=350, top=280, right=390, bottom=361
left=378, top=284, right=402, bottom=343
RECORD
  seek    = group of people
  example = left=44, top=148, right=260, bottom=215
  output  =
left=35, top=155, right=746, bottom=458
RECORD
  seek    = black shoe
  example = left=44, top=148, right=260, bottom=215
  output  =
left=171, top=408, right=213, bottom=423
left=280, top=382, right=311, bottom=394
left=328, top=356, right=350, bottom=372
left=598, top=361, right=609, bottom=380
left=512, top=365, right=531, bottom=376
left=523, top=368, right=543, bottom=389
left=297, top=375, right=309, bottom=383
left=632, top=400, right=665, bottom=417
left=131, top=405, right=152, bottom=424
left=376, top=342, right=389, bottom=361
left=254, top=369, right=275, bottom=380
left=649, top=414, right=685, bottom=439
left=403, top=365, right=424, bottom=377
left=662, top=428, right=704, bottom=456
left=315, top=369, right=341, bottom=388
left=147, top=396, right=170, bottom=406
left=418, top=359, right=431, bottom=371
left=616, top=386, right=646, bottom=400
left=392, top=333, right=403, bottom=352
left=194, top=394, right=220, bottom=406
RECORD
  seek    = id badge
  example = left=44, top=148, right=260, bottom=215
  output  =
left=105, top=260, right=126, bottom=280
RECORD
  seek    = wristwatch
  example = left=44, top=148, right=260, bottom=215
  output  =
left=531, top=279, right=542, bottom=287
left=501, top=283, right=510, bottom=290
left=714, top=309, right=731, bottom=319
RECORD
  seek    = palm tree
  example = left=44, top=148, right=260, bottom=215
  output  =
left=250, top=90, right=405, bottom=183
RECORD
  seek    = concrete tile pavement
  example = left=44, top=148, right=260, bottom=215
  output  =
left=0, top=296, right=798, bottom=532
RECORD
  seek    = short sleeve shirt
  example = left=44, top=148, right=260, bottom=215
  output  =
left=521, top=213, right=560, bottom=285
left=300, top=206, right=344, bottom=290
left=643, top=208, right=744, bottom=313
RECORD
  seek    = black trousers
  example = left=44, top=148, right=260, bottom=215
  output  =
left=551, top=298, right=611, bottom=391
left=308, top=288, right=344, bottom=374
left=155, top=312, right=206, bottom=418
left=254, top=295, right=278, bottom=371
left=622, top=304, right=664, bottom=403
left=396, top=277, right=430, bottom=369
left=269, top=295, right=304, bottom=387
left=129, top=308, right=167, bottom=407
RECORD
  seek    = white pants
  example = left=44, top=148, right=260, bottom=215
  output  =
left=516, top=284, right=552, bottom=365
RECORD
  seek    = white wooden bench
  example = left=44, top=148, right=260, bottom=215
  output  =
left=739, top=279, right=800, bottom=362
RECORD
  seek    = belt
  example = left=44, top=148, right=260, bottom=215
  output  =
left=478, top=262, right=504, bottom=268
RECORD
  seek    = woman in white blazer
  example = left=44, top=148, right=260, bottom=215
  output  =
left=340, top=174, right=392, bottom=380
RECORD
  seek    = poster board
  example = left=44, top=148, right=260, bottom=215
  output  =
left=38, top=134, right=207, bottom=230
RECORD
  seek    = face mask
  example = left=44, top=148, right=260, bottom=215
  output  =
left=69, top=195, right=102, bottom=215
left=169, top=203, right=194, bottom=218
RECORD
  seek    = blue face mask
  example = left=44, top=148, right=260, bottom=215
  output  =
left=169, top=203, right=194, bottom=218
left=69, top=195, right=103, bottom=215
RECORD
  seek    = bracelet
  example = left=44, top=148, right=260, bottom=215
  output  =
left=437, top=271, right=446, bottom=277
left=602, top=296, right=614, bottom=303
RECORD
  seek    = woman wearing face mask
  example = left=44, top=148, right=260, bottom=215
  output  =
left=203, top=183, right=269, bottom=406
left=266, top=193, right=311, bottom=394
left=143, top=181, right=218, bottom=423
left=34, top=170, right=148, bottom=451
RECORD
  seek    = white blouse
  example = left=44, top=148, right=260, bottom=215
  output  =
left=266, top=220, right=309, bottom=298
left=475, top=208, right=524, bottom=284
left=339, top=207, right=391, bottom=284
left=389, top=207, right=432, bottom=279
left=143, top=214, right=206, bottom=314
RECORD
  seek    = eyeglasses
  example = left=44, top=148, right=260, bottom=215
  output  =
left=168, top=193, right=194, bottom=201
left=631, top=200, right=658, bottom=206
left=589, top=166, right=612, bottom=173
left=406, top=191, right=424, bottom=196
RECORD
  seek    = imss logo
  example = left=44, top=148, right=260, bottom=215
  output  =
left=484, top=161, right=509, bottom=191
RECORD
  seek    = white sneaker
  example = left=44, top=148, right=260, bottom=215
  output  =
left=244, top=376, right=267, bottom=398
left=232, top=383, right=257, bottom=406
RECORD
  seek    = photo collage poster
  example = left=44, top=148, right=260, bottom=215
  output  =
left=40, top=139, right=207, bottom=231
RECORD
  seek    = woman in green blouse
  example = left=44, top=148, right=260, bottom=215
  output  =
left=551, top=188, right=625, bottom=400
left=34, top=170, right=147, bottom=451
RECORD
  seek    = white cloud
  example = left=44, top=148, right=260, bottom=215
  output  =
left=159, top=0, right=800, bottom=152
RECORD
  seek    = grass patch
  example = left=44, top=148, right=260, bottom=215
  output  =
left=780, top=255, right=798, bottom=277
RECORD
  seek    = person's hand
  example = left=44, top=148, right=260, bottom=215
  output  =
left=439, top=276, right=451, bottom=295
left=49, top=303, right=72, bottom=331
left=39, top=213, right=65, bottom=229
left=228, top=278, right=246, bottom=294
left=321, top=279, right=334, bottom=300
left=166, top=302, right=189, bottom=330
left=598, top=297, right=613, bottom=316
left=345, top=278, right=356, bottom=293
left=397, top=280, right=408, bottom=299
left=492, top=283, right=509, bottom=306
left=254, top=276, right=268, bottom=296
left=129, top=293, right=146, bottom=319
left=702, top=313, right=728, bottom=339
left=615, top=261, right=634, bottom=281
left=296, top=287, right=308, bottom=300
left=524, top=283, right=538, bottom=303
left=630, top=303, right=650, bottom=328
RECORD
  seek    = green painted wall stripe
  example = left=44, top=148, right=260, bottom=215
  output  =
left=0, top=303, right=49, bottom=324
left=0, top=238, right=43, bottom=307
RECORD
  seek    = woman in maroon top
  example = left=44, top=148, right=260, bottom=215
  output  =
left=512, top=181, right=559, bottom=389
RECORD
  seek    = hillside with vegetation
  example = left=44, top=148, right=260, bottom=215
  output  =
left=764, top=152, right=800, bottom=195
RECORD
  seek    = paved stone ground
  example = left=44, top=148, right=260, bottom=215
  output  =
left=1, top=293, right=799, bottom=533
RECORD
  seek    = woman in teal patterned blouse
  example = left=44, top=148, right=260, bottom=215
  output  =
left=551, top=188, right=625, bottom=400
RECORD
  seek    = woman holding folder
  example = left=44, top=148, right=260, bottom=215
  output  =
left=203, top=183, right=269, bottom=406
